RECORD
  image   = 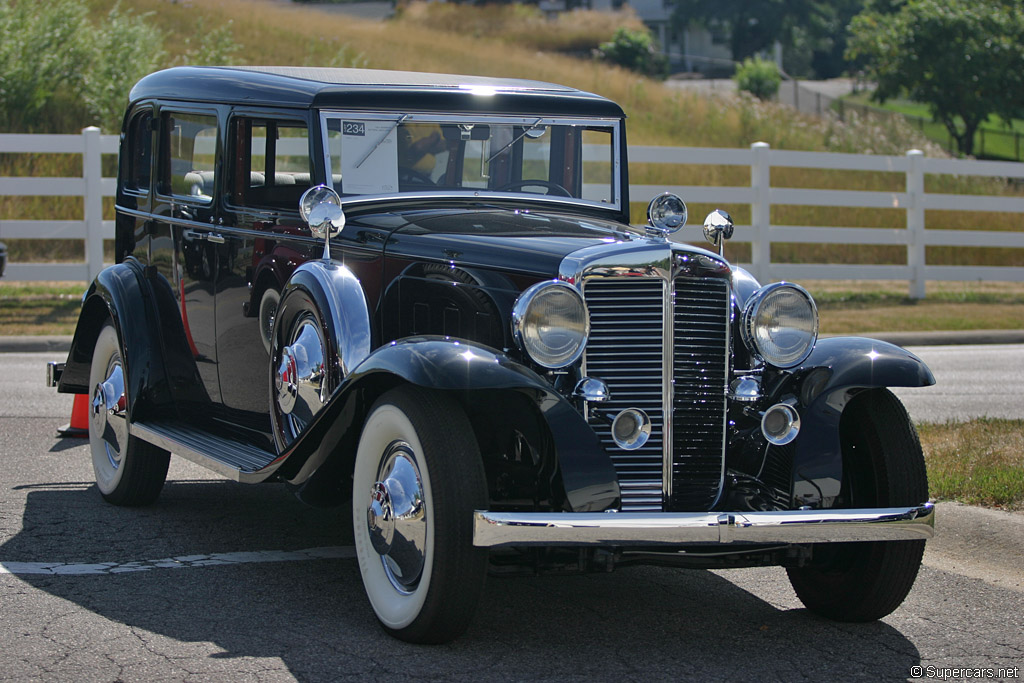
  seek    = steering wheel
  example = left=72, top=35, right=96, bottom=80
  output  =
left=398, top=167, right=436, bottom=187
left=496, top=179, right=571, bottom=197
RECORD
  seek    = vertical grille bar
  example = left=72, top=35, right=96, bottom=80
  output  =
left=583, top=278, right=665, bottom=511
left=671, top=277, right=730, bottom=511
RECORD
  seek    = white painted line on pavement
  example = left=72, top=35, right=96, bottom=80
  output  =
left=0, top=546, right=355, bottom=576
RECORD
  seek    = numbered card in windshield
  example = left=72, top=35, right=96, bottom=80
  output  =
left=340, top=120, right=399, bottom=195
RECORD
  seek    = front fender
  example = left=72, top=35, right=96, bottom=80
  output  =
left=279, top=337, right=620, bottom=513
left=779, top=337, right=935, bottom=507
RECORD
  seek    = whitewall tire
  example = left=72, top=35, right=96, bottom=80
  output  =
left=352, top=385, right=487, bottom=643
left=89, top=321, right=170, bottom=506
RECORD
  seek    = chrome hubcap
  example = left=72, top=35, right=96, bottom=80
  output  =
left=275, top=317, right=326, bottom=436
left=91, top=360, right=127, bottom=467
left=366, top=442, right=426, bottom=594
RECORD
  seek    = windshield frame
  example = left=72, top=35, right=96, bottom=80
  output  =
left=317, top=111, right=622, bottom=212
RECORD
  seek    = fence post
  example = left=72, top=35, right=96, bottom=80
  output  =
left=905, top=149, right=926, bottom=299
left=82, top=126, right=104, bottom=281
left=750, top=142, right=771, bottom=283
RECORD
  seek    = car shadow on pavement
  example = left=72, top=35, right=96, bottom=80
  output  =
left=2, top=481, right=922, bottom=680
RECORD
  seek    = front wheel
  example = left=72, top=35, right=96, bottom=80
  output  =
left=787, top=388, right=928, bottom=621
left=352, top=385, right=488, bottom=644
left=89, top=321, right=170, bottom=506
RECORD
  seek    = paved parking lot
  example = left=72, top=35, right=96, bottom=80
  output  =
left=1, top=352, right=1022, bottom=681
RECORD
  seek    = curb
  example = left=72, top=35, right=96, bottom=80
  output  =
left=822, top=329, right=1024, bottom=347
left=2, top=330, right=1023, bottom=354
left=0, top=336, right=74, bottom=353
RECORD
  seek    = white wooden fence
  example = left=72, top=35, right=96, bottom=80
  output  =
left=3, top=128, right=1024, bottom=297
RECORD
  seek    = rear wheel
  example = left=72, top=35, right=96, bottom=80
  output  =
left=787, top=388, right=928, bottom=621
left=89, top=321, right=170, bottom=506
left=352, top=385, right=488, bottom=643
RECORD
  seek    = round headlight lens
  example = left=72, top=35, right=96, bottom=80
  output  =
left=511, top=281, right=589, bottom=369
left=742, top=283, right=818, bottom=368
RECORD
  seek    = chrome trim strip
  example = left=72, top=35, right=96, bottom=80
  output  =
left=473, top=503, right=936, bottom=547
left=662, top=266, right=674, bottom=506
left=715, top=279, right=732, bottom=508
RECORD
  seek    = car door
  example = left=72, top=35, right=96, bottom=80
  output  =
left=152, top=108, right=223, bottom=404
left=216, top=113, right=319, bottom=426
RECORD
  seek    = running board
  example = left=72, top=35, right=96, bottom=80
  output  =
left=132, top=420, right=280, bottom=484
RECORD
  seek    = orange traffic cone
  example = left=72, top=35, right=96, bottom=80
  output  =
left=57, top=393, right=90, bottom=438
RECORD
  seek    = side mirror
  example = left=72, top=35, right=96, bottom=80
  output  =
left=702, top=209, right=734, bottom=255
left=300, top=185, right=345, bottom=259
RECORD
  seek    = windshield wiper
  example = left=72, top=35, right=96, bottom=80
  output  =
left=486, top=118, right=543, bottom=164
left=355, top=114, right=409, bottom=169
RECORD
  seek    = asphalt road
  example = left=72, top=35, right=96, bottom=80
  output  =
left=1, top=350, right=1022, bottom=681
left=892, top=344, right=1024, bottom=422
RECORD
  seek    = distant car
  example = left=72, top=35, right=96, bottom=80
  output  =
left=0, top=240, right=7, bottom=277
left=49, top=66, right=935, bottom=644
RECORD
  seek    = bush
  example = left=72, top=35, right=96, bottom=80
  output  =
left=596, top=27, right=667, bottom=78
left=0, top=0, right=167, bottom=132
left=82, top=6, right=166, bottom=132
left=734, top=57, right=781, bottom=100
left=0, top=0, right=92, bottom=131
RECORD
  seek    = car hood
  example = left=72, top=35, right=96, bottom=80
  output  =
left=364, top=206, right=641, bottom=277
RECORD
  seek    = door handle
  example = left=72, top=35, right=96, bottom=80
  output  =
left=182, top=230, right=226, bottom=244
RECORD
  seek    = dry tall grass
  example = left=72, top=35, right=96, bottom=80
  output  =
left=3, top=0, right=1021, bottom=275
left=392, top=2, right=646, bottom=55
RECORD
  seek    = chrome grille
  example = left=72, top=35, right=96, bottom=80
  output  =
left=582, top=274, right=730, bottom=512
left=583, top=278, right=666, bottom=511
left=671, top=277, right=730, bottom=510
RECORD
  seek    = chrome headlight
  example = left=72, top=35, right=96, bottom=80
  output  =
left=511, top=281, right=589, bottom=369
left=741, top=283, right=818, bottom=368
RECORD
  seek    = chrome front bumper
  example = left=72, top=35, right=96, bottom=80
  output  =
left=472, top=503, right=935, bottom=548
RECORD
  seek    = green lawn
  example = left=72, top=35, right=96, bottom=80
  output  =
left=841, top=92, right=1024, bottom=161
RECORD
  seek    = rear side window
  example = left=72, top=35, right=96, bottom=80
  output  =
left=123, top=111, right=152, bottom=193
left=158, top=112, right=218, bottom=203
left=228, top=117, right=312, bottom=211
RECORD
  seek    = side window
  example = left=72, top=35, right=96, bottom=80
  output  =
left=229, top=117, right=311, bottom=211
left=159, top=111, right=218, bottom=203
left=123, top=111, right=152, bottom=193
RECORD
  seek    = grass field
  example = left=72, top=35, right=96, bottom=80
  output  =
left=3, top=279, right=1021, bottom=337
left=841, top=92, right=1024, bottom=161
left=919, top=419, right=1024, bottom=511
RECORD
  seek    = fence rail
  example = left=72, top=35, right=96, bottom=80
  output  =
left=2, top=128, right=1023, bottom=297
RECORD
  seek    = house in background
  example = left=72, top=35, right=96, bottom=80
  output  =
left=540, top=0, right=735, bottom=75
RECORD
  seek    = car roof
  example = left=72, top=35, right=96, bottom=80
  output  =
left=129, top=66, right=626, bottom=118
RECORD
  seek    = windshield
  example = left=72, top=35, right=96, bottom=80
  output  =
left=320, top=113, right=620, bottom=210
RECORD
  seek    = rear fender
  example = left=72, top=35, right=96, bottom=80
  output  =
left=280, top=337, right=620, bottom=513
left=57, top=260, right=182, bottom=419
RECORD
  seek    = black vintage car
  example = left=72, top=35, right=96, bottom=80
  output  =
left=50, top=66, right=935, bottom=644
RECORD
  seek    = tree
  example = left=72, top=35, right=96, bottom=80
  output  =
left=848, top=0, right=1024, bottom=157
left=669, top=0, right=850, bottom=75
